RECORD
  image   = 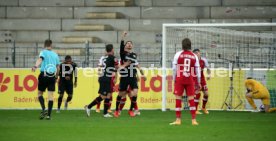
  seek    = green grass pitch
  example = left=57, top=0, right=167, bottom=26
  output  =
left=0, top=110, right=275, bottom=141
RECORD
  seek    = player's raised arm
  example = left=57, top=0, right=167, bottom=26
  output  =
left=121, top=31, right=127, bottom=40
left=120, top=31, right=127, bottom=54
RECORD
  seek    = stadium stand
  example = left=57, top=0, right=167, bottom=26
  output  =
left=0, top=0, right=276, bottom=68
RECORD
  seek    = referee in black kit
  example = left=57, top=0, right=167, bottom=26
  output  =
left=32, top=39, right=60, bottom=120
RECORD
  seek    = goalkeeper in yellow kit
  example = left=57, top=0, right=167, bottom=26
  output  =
left=245, top=77, right=276, bottom=113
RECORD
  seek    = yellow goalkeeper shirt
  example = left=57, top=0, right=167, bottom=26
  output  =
left=245, top=79, right=270, bottom=105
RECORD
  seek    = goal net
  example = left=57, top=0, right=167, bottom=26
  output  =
left=161, top=23, right=276, bottom=111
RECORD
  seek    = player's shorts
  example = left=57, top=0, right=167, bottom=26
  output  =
left=58, top=80, right=73, bottom=95
left=38, top=72, right=56, bottom=92
left=194, top=77, right=208, bottom=92
left=200, top=78, right=208, bottom=91
left=119, top=77, right=138, bottom=91
left=174, top=80, right=195, bottom=97
left=252, top=90, right=270, bottom=105
left=98, top=77, right=112, bottom=96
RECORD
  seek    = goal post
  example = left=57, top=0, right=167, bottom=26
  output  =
left=162, top=23, right=276, bottom=111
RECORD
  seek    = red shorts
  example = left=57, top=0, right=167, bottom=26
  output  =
left=111, top=77, right=115, bottom=93
left=200, top=79, right=208, bottom=92
left=174, top=81, right=195, bottom=97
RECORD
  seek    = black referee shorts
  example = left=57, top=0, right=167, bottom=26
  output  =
left=38, top=72, right=56, bottom=92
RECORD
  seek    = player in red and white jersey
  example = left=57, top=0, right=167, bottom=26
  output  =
left=193, top=49, right=211, bottom=115
left=170, top=38, right=201, bottom=126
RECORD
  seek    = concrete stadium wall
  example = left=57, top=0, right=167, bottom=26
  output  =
left=9, top=31, right=49, bottom=42
left=50, top=31, right=117, bottom=43
left=0, top=0, right=18, bottom=6
left=222, top=0, right=276, bottom=6
left=0, top=7, right=5, bottom=18
left=73, top=7, right=140, bottom=19
left=6, top=7, right=73, bottom=19
left=62, top=19, right=129, bottom=31
left=130, top=19, right=197, bottom=31
left=2, top=6, right=276, bottom=20
left=152, top=0, right=221, bottom=6
left=2, top=0, right=276, bottom=7
left=141, top=7, right=210, bottom=18
left=0, top=19, right=61, bottom=30
left=116, top=31, right=158, bottom=43
left=19, top=0, right=85, bottom=6
left=211, top=6, right=276, bottom=19
left=199, top=19, right=273, bottom=31
left=0, top=18, right=275, bottom=43
left=0, top=18, right=273, bottom=32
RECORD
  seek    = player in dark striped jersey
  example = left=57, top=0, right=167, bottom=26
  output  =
left=57, top=55, right=77, bottom=113
left=84, top=44, right=120, bottom=118
left=95, top=55, right=116, bottom=114
left=114, top=31, right=146, bottom=117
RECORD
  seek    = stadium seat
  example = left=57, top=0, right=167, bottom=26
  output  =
left=95, top=0, right=133, bottom=7
left=53, top=49, right=84, bottom=56
left=74, top=24, right=113, bottom=31
left=62, top=36, right=100, bottom=43
left=85, top=12, right=124, bottom=19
